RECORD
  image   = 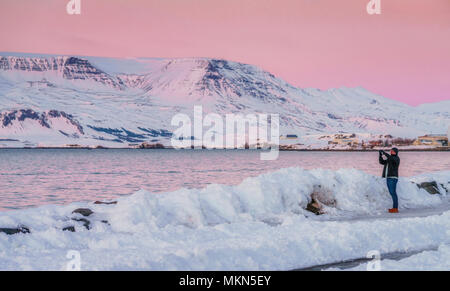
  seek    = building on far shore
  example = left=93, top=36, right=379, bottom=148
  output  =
left=328, top=134, right=359, bottom=146
left=413, top=134, right=448, bottom=147
left=280, top=134, right=299, bottom=140
left=64, top=144, right=84, bottom=148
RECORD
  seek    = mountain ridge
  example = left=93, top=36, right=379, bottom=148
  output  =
left=0, top=52, right=448, bottom=148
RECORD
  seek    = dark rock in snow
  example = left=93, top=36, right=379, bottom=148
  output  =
left=71, top=218, right=91, bottom=230
left=63, top=218, right=94, bottom=232
left=72, top=208, right=94, bottom=217
left=306, top=199, right=322, bottom=215
left=417, top=182, right=440, bottom=194
left=94, top=201, right=117, bottom=205
left=0, top=226, right=30, bottom=235
left=311, top=187, right=337, bottom=208
left=306, top=185, right=336, bottom=215
left=62, top=226, right=76, bottom=232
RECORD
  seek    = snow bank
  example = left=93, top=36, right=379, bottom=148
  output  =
left=0, top=168, right=449, bottom=270
left=103, top=168, right=450, bottom=231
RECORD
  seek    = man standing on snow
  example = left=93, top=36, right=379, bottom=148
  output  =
left=379, top=148, right=400, bottom=213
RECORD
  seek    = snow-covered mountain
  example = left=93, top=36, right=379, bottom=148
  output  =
left=0, top=109, right=84, bottom=146
left=0, top=55, right=124, bottom=90
left=0, top=52, right=448, bottom=147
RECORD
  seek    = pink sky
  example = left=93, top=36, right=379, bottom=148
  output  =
left=0, top=0, right=449, bottom=106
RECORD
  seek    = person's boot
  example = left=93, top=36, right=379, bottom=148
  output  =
left=388, top=208, right=399, bottom=213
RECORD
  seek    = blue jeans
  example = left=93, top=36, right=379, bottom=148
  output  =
left=387, top=178, right=398, bottom=209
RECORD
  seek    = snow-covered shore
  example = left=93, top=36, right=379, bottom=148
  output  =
left=0, top=168, right=449, bottom=270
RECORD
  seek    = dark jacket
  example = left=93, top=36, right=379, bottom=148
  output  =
left=379, top=150, right=400, bottom=178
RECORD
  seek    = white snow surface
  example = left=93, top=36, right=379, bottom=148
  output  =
left=0, top=168, right=449, bottom=270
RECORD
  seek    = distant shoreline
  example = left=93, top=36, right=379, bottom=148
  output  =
left=0, top=147, right=448, bottom=152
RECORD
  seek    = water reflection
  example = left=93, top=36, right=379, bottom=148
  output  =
left=0, top=149, right=449, bottom=210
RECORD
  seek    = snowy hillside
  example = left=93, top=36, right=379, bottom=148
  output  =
left=0, top=109, right=84, bottom=146
left=0, top=52, right=448, bottom=147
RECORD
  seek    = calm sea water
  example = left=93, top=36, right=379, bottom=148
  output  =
left=0, top=149, right=449, bottom=211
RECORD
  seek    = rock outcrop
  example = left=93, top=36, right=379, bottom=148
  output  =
left=0, top=109, right=84, bottom=136
left=417, top=181, right=440, bottom=195
left=0, top=56, right=124, bottom=89
left=72, top=208, right=94, bottom=217
left=0, top=226, right=30, bottom=235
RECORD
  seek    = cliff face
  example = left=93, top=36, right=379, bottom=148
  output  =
left=0, top=56, right=124, bottom=89
left=0, top=109, right=84, bottom=136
